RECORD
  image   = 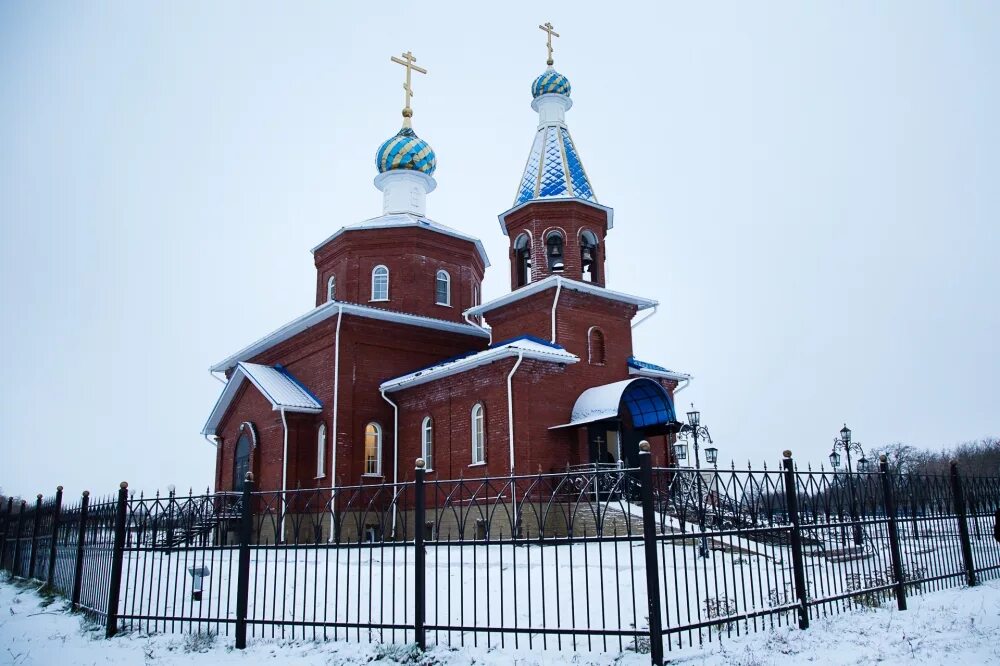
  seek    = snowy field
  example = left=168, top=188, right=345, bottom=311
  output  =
left=1, top=572, right=999, bottom=665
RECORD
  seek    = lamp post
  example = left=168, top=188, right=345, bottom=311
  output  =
left=829, top=424, right=867, bottom=546
left=673, top=405, right=717, bottom=558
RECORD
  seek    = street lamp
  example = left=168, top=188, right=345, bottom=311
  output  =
left=829, top=423, right=866, bottom=546
left=675, top=404, right=718, bottom=559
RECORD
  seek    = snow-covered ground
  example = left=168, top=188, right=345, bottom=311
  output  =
left=2, top=572, right=999, bottom=665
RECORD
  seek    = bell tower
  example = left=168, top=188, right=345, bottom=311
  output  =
left=500, top=24, right=613, bottom=290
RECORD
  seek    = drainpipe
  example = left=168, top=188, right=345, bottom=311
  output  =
left=550, top=277, right=563, bottom=344
left=506, top=349, right=525, bottom=537
left=203, top=434, right=219, bottom=449
left=464, top=311, right=492, bottom=345
left=631, top=305, right=658, bottom=330
left=329, top=304, right=343, bottom=541
left=380, top=388, right=400, bottom=537
left=210, top=371, right=227, bottom=384
left=673, top=377, right=691, bottom=394
left=279, top=407, right=289, bottom=543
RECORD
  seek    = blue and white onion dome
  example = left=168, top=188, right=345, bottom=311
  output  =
left=531, top=68, right=571, bottom=98
left=375, top=126, right=437, bottom=176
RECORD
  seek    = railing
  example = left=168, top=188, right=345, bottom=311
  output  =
left=1, top=452, right=999, bottom=665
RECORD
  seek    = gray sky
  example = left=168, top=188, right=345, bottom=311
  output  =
left=1, top=2, right=997, bottom=499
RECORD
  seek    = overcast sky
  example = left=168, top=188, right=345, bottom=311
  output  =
left=1, top=2, right=997, bottom=499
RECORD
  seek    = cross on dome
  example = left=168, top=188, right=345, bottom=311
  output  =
left=539, top=22, right=559, bottom=66
left=390, top=50, right=427, bottom=128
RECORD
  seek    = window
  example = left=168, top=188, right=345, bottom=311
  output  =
left=514, top=233, right=532, bottom=287
left=364, top=422, right=382, bottom=475
left=233, top=433, right=251, bottom=492
left=435, top=270, right=451, bottom=306
left=326, top=275, right=336, bottom=302
left=588, top=327, right=606, bottom=365
left=471, top=403, right=485, bottom=464
left=472, top=283, right=480, bottom=308
left=421, top=416, right=434, bottom=471
left=546, top=232, right=565, bottom=272
left=316, top=423, right=327, bottom=478
left=371, top=265, right=389, bottom=301
left=580, top=230, right=599, bottom=283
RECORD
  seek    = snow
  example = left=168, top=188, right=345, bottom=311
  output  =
left=2, top=572, right=999, bottom=664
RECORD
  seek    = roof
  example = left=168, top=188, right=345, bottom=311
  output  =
left=551, top=377, right=677, bottom=430
left=380, top=335, right=578, bottom=393
left=497, top=197, right=613, bottom=236
left=627, top=357, right=691, bottom=381
left=209, top=300, right=490, bottom=374
left=463, top=275, right=657, bottom=318
left=202, top=363, right=322, bottom=436
left=514, top=123, right=596, bottom=206
left=310, top=213, right=490, bottom=267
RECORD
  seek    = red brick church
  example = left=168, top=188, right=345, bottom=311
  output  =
left=202, top=44, right=689, bottom=498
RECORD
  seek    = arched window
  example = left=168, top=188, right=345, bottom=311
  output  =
left=371, top=265, right=389, bottom=301
left=326, top=275, right=336, bottom=302
left=435, top=270, right=451, bottom=306
left=580, top=230, right=599, bottom=283
left=364, top=422, right=382, bottom=476
left=316, top=423, right=327, bottom=478
left=514, top=233, right=532, bottom=287
left=588, top=327, right=606, bottom=365
left=421, top=416, right=434, bottom=471
left=233, top=433, right=251, bottom=492
left=545, top=232, right=565, bottom=272
left=472, top=283, right=480, bottom=307
left=471, top=403, right=485, bottom=464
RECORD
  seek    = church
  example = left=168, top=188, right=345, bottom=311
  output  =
left=201, top=27, right=690, bottom=503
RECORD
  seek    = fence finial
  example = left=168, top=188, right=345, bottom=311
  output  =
left=119, top=481, right=128, bottom=490
left=36, top=494, right=43, bottom=500
left=82, top=490, right=90, bottom=497
left=879, top=453, right=888, bottom=463
left=782, top=450, right=792, bottom=459
left=244, top=471, right=254, bottom=482
left=415, top=458, right=426, bottom=469
left=57, top=485, right=63, bottom=492
left=639, top=440, right=651, bottom=452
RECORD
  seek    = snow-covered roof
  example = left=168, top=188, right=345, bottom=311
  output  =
left=627, top=356, right=691, bottom=381
left=209, top=300, right=490, bottom=374
left=551, top=377, right=677, bottom=430
left=202, top=363, right=322, bottom=436
left=463, top=275, right=657, bottom=318
left=380, top=335, right=578, bottom=393
left=310, top=212, right=490, bottom=267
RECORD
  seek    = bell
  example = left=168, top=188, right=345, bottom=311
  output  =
left=550, top=244, right=562, bottom=257
left=582, top=247, right=593, bottom=262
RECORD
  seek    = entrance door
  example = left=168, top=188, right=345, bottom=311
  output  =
left=587, top=423, right=619, bottom=466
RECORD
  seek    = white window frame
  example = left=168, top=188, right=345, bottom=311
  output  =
left=316, top=423, right=327, bottom=478
left=326, top=275, right=336, bottom=302
left=435, top=270, right=451, bottom=306
left=371, top=265, right=389, bottom=302
left=421, top=416, right=434, bottom=471
left=471, top=403, right=485, bottom=465
left=364, top=422, right=382, bottom=476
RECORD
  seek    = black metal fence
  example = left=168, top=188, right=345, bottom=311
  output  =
left=2, top=451, right=999, bottom=665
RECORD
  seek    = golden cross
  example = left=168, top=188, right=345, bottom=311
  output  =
left=539, top=22, right=559, bottom=66
left=390, top=51, right=427, bottom=126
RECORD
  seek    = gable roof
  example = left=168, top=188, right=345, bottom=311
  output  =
left=209, top=300, right=490, bottom=374
left=202, top=363, right=322, bottom=436
left=311, top=212, right=490, bottom=267
left=380, top=335, right=578, bottom=393
left=463, top=275, right=657, bottom=318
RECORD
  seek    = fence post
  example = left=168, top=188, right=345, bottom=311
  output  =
left=46, top=486, right=64, bottom=587
left=235, top=472, right=254, bottom=650
left=949, top=461, right=977, bottom=587
left=0, top=497, right=12, bottom=571
left=12, top=500, right=26, bottom=577
left=71, top=491, right=90, bottom=610
left=106, top=482, right=129, bottom=638
left=780, top=451, right=809, bottom=630
left=414, top=458, right=427, bottom=651
left=637, top=441, right=664, bottom=666
left=28, top=494, right=43, bottom=580
left=879, top=456, right=906, bottom=610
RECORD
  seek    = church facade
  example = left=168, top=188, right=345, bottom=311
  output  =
left=202, top=46, right=690, bottom=503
